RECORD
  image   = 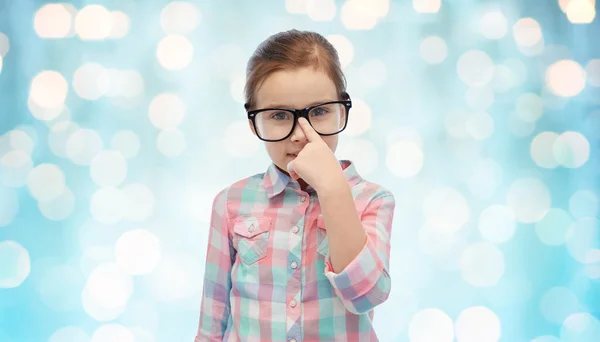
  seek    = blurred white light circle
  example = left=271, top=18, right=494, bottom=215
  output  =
left=81, top=282, right=125, bottom=321
left=509, top=112, right=536, bottom=137
left=460, top=241, right=505, bottom=287
left=111, top=131, right=140, bottom=159
left=566, top=218, right=600, bottom=264
left=0, top=150, right=33, bottom=187
left=66, top=128, right=104, bottom=165
left=386, top=141, right=423, bottom=178
left=359, top=59, right=388, bottom=88
left=0, top=32, right=8, bottom=57
left=90, top=151, right=128, bottom=187
left=146, top=254, right=202, bottom=302
left=156, top=35, right=194, bottom=70
left=0, top=240, right=31, bottom=288
left=420, top=36, right=448, bottom=64
left=223, top=120, right=259, bottom=158
left=107, top=69, right=145, bottom=98
left=515, top=93, right=543, bottom=122
left=108, top=11, right=130, bottom=39
left=210, top=44, right=246, bottom=80
left=491, top=64, right=517, bottom=93
left=34, top=4, right=73, bottom=39
left=75, top=5, right=112, bottom=40
left=586, top=59, right=600, bottom=86
left=466, top=112, right=494, bottom=140
left=408, top=308, right=454, bottom=342
left=478, top=205, right=516, bottom=244
left=455, top=306, right=501, bottom=342
left=506, top=178, right=551, bottom=223
left=157, top=129, right=186, bottom=157
left=30, top=71, right=69, bottom=109
left=513, top=18, right=542, bottom=47
left=546, top=60, right=586, bottom=97
left=49, top=121, right=79, bottom=158
left=230, top=74, right=245, bottom=104
left=286, top=0, right=308, bottom=13
left=560, top=312, right=600, bottom=342
left=326, top=35, right=353, bottom=68
left=91, top=324, right=134, bottom=342
left=540, top=286, right=582, bottom=324
left=423, top=187, right=469, bottom=234
left=336, top=138, right=378, bottom=176
left=160, top=1, right=201, bottom=34
left=307, top=0, right=336, bottom=21
left=531, top=131, right=559, bottom=168
left=148, top=93, right=186, bottom=130
left=566, top=0, right=596, bottom=24
left=90, top=187, right=127, bottom=224
left=129, top=327, right=155, bottom=342
left=49, top=326, right=89, bottom=342
left=552, top=131, right=590, bottom=168
left=7, top=129, right=34, bottom=154
left=413, top=0, right=442, bottom=13
left=85, top=263, right=133, bottom=309
left=480, top=10, right=508, bottom=39
left=27, top=163, right=66, bottom=201
left=115, top=229, right=161, bottom=275
left=73, top=63, right=110, bottom=100
left=457, top=50, right=495, bottom=87
left=0, top=186, right=18, bottom=227
left=340, top=0, right=379, bottom=30
left=122, top=183, right=155, bottom=222
left=38, top=187, right=75, bottom=221
left=344, top=98, right=372, bottom=136
left=535, top=208, right=573, bottom=246
left=465, top=86, right=494, bottom=111
left=569, top=190, right=598, bottom=219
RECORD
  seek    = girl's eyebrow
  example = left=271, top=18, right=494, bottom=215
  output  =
left=262, top=99, right=336, bottom=109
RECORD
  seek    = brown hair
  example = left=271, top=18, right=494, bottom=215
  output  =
left=244, top=29, right=348, bottom=111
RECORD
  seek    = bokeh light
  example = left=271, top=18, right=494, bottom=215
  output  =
left=455, top=306, right=501, bottom=342
left=408, top=308, right=454, bottom=342
left=0, top=240, right=31, bottom=288
left=546, top=60, right=587, bottom=97
left=160, top=1, right=202, bottom=34
left=75, top=5, right=112, bottom=41
left=156, top=35, right=194, bottom=70
left=34, top=4, right=73, bottom=39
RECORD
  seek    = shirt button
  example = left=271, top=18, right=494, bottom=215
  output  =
left=290, top=299, right=297, bottom=307
left=300, top=196, right=306, bottom=203
left=290, top=261, right=298, bottom=269
left=291, top=226, right=299, bottom=233
left=290, top=339, right=297, bottom=342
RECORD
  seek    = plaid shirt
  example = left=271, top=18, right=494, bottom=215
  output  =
left=195, top=160, right=395, bottom=342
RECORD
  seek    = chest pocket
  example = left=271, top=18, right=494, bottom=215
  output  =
left=232, top=216, right=272, bottom=265
left=316, top=215, right=329, bottom=258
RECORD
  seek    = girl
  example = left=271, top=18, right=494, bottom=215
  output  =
left=195, top=29, right=395, bottom=342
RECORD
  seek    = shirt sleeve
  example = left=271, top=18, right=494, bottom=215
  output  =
left=195, top=189, right=235, bottom=341
left=323, top=191, right=395, bottom=314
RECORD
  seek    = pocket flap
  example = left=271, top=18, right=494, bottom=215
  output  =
left=317, top=215, right=326, bottom=231
left=233, top=216, right=271, bottom=238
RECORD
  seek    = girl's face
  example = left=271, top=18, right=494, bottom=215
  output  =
left=249, top=67, right=340, bottom=178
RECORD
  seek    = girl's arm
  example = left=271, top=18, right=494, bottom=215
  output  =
left=195, top=189, right=235, bottom=341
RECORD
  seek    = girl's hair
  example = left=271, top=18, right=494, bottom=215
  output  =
left=244, top=29, right=348, bottom=111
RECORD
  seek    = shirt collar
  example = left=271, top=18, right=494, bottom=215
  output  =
left=263, top=159, right=362, bottom=199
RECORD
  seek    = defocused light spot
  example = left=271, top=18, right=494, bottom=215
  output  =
left=157, top=129, right=186, bottom=157
left=546, top=60, right=586, bottom=97
left=85, top=263, right=133, bottom=310
left=30, top=71, right=68, bottom=109
left=508, top=112, right=536, bottom=137
left=39, top=264, right=83, bottom=311
left=467, top=158, right=503, bottom=200
left=455, top=306, right=501, bottom=342
left=541, top=286, right=583, bottom=325
left=0, top=32, right=8, bottom=56
left=38, top=187, right=75, bottom=221
left=146, top=254, right=202, bottom=302
left=566, top=218, right=600, bottom=264
left=5, top=129, right=34, bottom=155
left=49, top=326, right=89, bottom=342
left=1, top=150, right=33, bottom=187
left=115, top=229, right=161, bottom=275
left=34, top=4, right=73, bottom=39
left=129, top=327, right=155, bottom=342
left=559, top=0, right=596, bottom=12
left=344, top=98, right=372, bottom=136
left=586, top=59, right=600, bottom=86
left=91, top=324, right=134, bottom=342
left=413, top=0, right=442, bottom=13
left=512, top=18, right=542, bottom=47
left=535, top=208, right=573, bottom=246
left=340, top=0, right=379, bottom=30
left=90, top=151, right=128, bottom=187
left=73, top=63, right=110, bottom=100
left=66, top=128, right=104, bottom=165
left=506, top=178, right=551, bottom=223
left=408, top=308, right=454, bottom=342
left=111, top=131, right=140, bottom=159
left=27, top=163, right=66, bottom=201
left=286, top=0, right=308, bottom=13
left=480, top=10, right=508, bottom=39
left=418, top=222, right=461, bottom=256
left=420, top=36, right=448, bottom=64
left=552, top=131, right=590, bottom=168
left=516, top=93, right=543, bottom=122
left=210, top=44, right=246, bottom=80
left=75, top=5, right=112, bottom=40
left=108, top=11, right=130, bottom=39
left=423, top=187, right=469, bottom=234
left=156, top=35, right=194, bottom=70
left=466, top=112, right=494, bottom=140
left=569, top=190, right=598, bottom=219
left=566, top=0, right=596, bottom=23
left=223, top=120, right=259, bottom=158
left=460, top=241, right=505, bottom=287
left=465, top=86, right=494, bottom=111
left=107, top=69, right=145, bottom=98
left=326, top=35, right=353, bottom=68
left=148, top=93, right=186, bottom=130
left=560, top=313, right=600, bottom=342
left=30, top=100, right=67, bottom=122
left=0, top=241, right=30, bottom=288
left=0, top=186, right=18, bottom=227
left=49, top=121, right=79, bottom=158
left=307, top=0, right=336, bottom=21
left=491, top=64, right=517, bottom=93
left=160, top=1, right=201, bottom=34
left=387, top=141, right=423, bottom=178
left=478, top=205, right=516, bottom=244
left=531, top=131, right=559, bottom=168
left=90, top=187, right=127, bottom=224
left=336, top=138, right=378, bottom=176
left=457, top=50, right=495, bottom=87
left=82, top=280, right=125, bottom=321
left=122, top=183, right=155, bottom=222
left=230, top=74, right=245, bottom=104
left=359, top=59, right=387, bottom=87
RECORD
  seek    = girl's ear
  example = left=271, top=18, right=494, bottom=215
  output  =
left=248, top=120, right=257, bottom=136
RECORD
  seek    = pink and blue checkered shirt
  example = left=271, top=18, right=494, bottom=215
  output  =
left=195, top=160, right=395, bottom=341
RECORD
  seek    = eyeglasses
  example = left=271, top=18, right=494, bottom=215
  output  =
left=246, top=95, right=352, bottom=142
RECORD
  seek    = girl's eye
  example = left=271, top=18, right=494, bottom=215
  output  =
left=311, top=107, right=328, bottom=116
left=272, top=112, right=290, bottom=120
